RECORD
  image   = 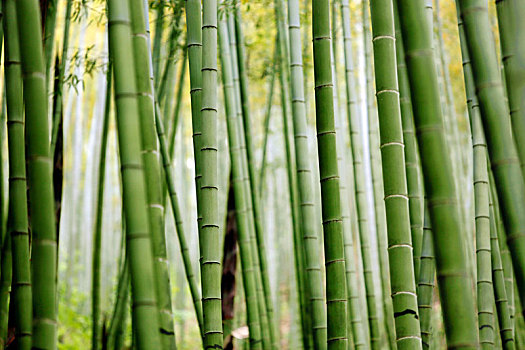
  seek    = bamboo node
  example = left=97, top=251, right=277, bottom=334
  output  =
left=320, top=174, right=339, bottom=183
left=388, top=244, right=413, bottom=250
left=327, top=336, right=348, bottom=343
left=384, top=193, right=409, bottom=201
left=397, top=335, right=422, bottom=342
left=391, top=291, right=417, bottom=297
left=314, top=83, right=333, bottom=90
left=108, top=19, right=131, bottom=27
left=325, top=258, right=345, bottom=266
left=380, top=141, right=404, bottom=149
left=326, top=299, right=347, bottom=304
left=372, top=35, right=395, bottom=42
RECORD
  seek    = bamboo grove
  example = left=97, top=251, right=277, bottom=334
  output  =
left=1, top=0, right=525, bottom=349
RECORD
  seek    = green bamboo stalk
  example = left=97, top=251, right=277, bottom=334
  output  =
left=106, top=255, right=130, bottom=349
left=312, top=0, right=348, bottom=348
left=498, top=215, right=516, bottom=337
left=489, top=190, right=516, bottom=349
left=200, top=0, right=224, bottom=346
left=392, top=0, right=424, bottom=283
left=232, top=4, right=277, bottom=345
left=152, top=1, right=165, bottom=87
left=0, top=233, right=12, bottom=348
left=43, top=0, right=58, bottom=86
left=396, top=0, right=478, bottom=347
left=369, top=0, right=422, bottom=347
left=339, top=4, right=369, bottom=348
left=15, top=1, right=58, bottom=348
left=456, top=6, right=495, bottom=347
left=91, top=61, right=112, bottom=350
left=258, top=49, right=277, bottom=195
left=157, top=25, right=182, bottom=110
left=157, top=2, right=185, bottom=118
left=168, top=48, right=188, bottom=157
left=494, top=0, right=525, bottom=176
left=490, top=170, right=517, bottom=341
left=272, top=0, right=307, bottom=332
left=340, top=2, right=372, bottom=347
left=330, top=6, right=357, bottom=347
left=184, top=0, right=204, bottom=300
left=456, top=0, right=525, bottom=319
left=362, top=1, right=385, bottom=347
left=128, top=1, right=176, bottom=347
left=50, top=0, right=73, bottom=157
left=273, top=18, right=310, bottom=348
left=435, top=2, right=471, bottom=259
left=472, top=91, right=496, bottom=349
left=227, top=13, right=271, bottom=346
left=287, top=0, right=330, bottom=348
left=418, top=204, right=435, bottom=349
left=106, top=0, right=161, bottom=347
left=218, top=19, right=263, bottom=347
left=3, top=0, right=32, bottom=347
left=154, top=102, right=204, bottom=337
left=435, top=0, right=463, bottom=188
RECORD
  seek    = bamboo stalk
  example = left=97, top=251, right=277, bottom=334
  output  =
left=418, top=204, right=435, bottom=349
left=3, top=0, right=32, bottom=347
left=285, top=0, right=334, bottom=347
left=154, top=101, right=204, bottom=338
left=362, top=1, right=385, bottom=347
left=227, top=12, right=272, bottom=348
left=396, top=0, right=478, bottom=347
left=168, top=48, right=188, bottom=157
left=274, top=18, right=311, bottom=348
left=330, top=6, right=357, bottom=347
left=340, top=2, right=372, bottom=347
left=50, top=0, right=73, bottom=157
left=456, top=0, right=525, bottom=320
left=91, top=60, right=112, bottom=350
left=392, top=0, right=424, bottom=285
left=232, top=4, right=278, bottom=345
left=258, top=49, right=277, bottom=195
left=129, top=1, right=177, bottom=346
left=15, top=1, right=58, bottom=347
left=0, top=234, right=11, bottom=347
left=494, top=0, right=525, bottom=177
left=106, top=0, right=162, bottom=346
left=200, top=0, right=224, bottom=346
left=42, top=0, right=58, bottom=83
left=489, top=187, right=516, bottom=349
left=312, top=0, right=348, bottom=347
left=219, top=18, right=263, bottom=347
left=369, top=0, right=422, bottom=346
left=184, top=3, right=205, bottom=326
left=456, top=7, right=495, bottom=347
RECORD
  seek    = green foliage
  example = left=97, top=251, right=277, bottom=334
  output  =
left=58, top=287, right=91, bottom=350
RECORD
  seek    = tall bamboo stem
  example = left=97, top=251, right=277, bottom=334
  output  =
left=418, top=204, right=435, bottom=349
left=456, top=5, right=495, bottom=347
left=456, top=0, right=525, bottom=320
left=312, top=0, right=348, bottom=347
left=15, top=1, right=58, bottom=347
left=369, top=0, right=422, bottom=346
left=3, top=0, right=32, bottom=347
left=107, top=0, right=161, bottom=347
left=219, top=18, right=263, bottom=347
left=339, top=3, right=368, bottom=347
left=200, top=0, right=224, bottom=346
left=396, top=0, right=478, bottom=347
